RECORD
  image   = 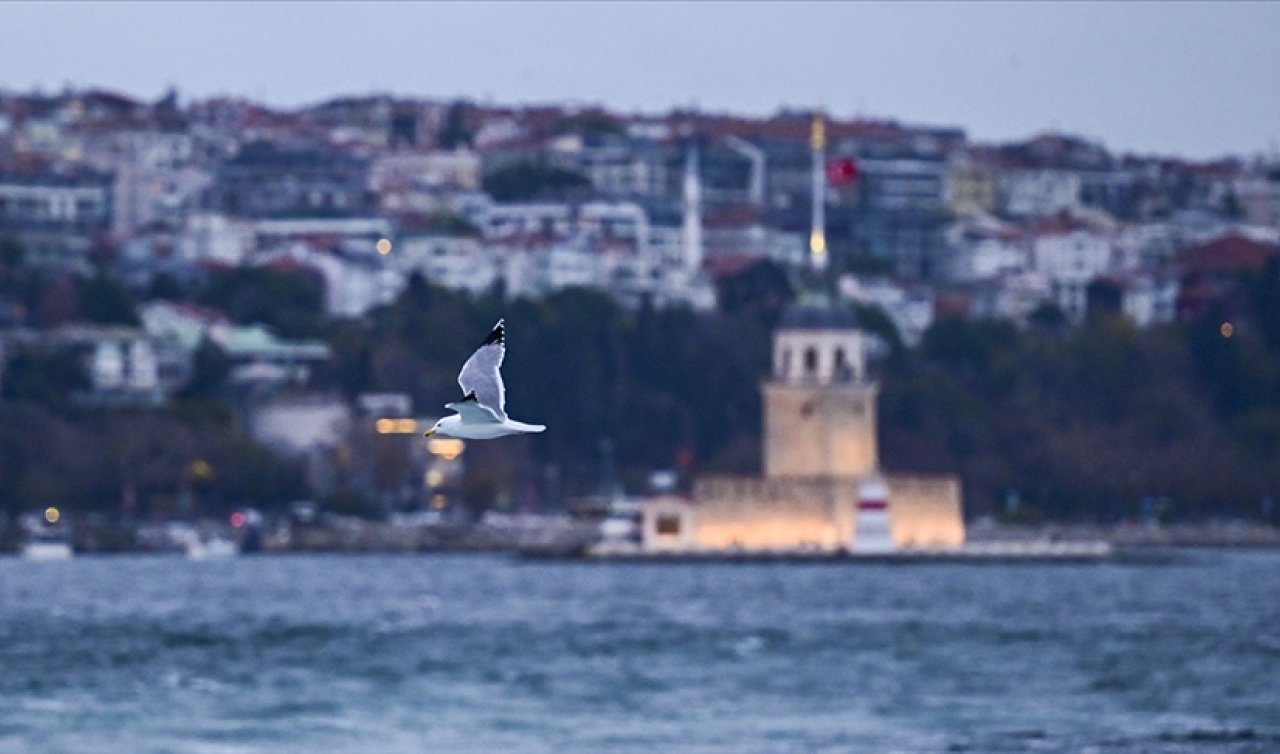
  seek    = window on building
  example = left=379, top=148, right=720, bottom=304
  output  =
left=834, top=347, right=851, bottom=381
left=656, top=514, right=681, bottom=537
left=781, top=348, right=791, bottom=377
left=804, top=347, right=818, bottom=377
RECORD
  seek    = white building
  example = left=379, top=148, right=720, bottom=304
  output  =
left=252, top=217, right=392, bottom=251
left=499, top=240, right=601, bottom=299
left=255, top=242, right=405, bottom=319
left=111, top=164, right=211, bottom=237
left=1232, top=173, right=1280, bottom=227
left=397, top=234, right=498, bottom=295
left=1116, top=274, right=1179, bottom=328
left=178, top=212, right=255, bottom=266
left=48, top=325, right=166, bottom=404
left=979, top=272, right=1055, bottom=323
left=1115, top=222, right=1178, bottom=270
left=839, top=275, right=935, bottom=346
left=999, top=169, right=1082, bottom=218
left=140, top=299, right=331, bottom=388
left=1027, top=223, right=1117, bottom=321
left=941, top=213, right=1027, bottom=284
left=370, top=150, right=480, bottom=191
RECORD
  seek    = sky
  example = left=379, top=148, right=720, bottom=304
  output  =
left=2, top=2, right=1278, bottom=160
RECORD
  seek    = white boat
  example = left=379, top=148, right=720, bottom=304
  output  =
left=164, top=521, right=240, bottom=559
left=185, top=533, right=239, bottom=560
left=20, top=510, right=73, bottom=560
left=21, top=539, right=73, bottom=561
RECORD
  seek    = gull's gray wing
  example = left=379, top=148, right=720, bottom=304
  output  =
left=446, top=392, right=502, bottom=424
left=456, top=319, right=507, bottom=420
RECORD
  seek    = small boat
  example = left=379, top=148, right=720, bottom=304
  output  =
left=20, top=509, right=73, bottom=560
left=187, top=533, right=239, bottom=560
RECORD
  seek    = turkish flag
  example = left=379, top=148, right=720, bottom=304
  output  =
left=826, top=156, right=859, bottom=186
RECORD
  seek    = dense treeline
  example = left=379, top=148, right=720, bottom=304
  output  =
left=880, top=314, right=1279, bottom=521
left=318, top=275, right=774, bottom=495
left=3, top=256, right=1279, bottom=523
left=0, top=404, right=308, bottom=518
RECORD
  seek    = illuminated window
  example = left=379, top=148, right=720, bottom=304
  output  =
left=656, top=514, right=681, bottom=536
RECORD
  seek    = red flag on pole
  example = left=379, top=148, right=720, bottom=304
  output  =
left=826, top=156, right=859, bottom=186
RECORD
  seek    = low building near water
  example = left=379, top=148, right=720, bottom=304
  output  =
left=633, top=299, right=964, bottom=555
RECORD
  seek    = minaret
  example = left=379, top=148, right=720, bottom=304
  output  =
left=809, top=112, right=828, bottom=272
left=682, top=142, right=703, bottom=274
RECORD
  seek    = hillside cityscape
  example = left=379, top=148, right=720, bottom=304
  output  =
left=1, top=86, right=1279, bottom=552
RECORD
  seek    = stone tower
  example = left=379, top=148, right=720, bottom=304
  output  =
left=763, top=301, right=879, bottom=479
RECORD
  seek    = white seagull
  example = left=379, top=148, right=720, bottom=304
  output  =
left=423, top=319, right=546, bottom=440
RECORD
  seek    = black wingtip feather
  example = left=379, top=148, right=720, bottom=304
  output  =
left=461, top=390, right=478, bottom=402
left=482, top=319, right=505, bottom=347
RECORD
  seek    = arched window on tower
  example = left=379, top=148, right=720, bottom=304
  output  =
left=834, top=347, right=851, bottom=382
left=804, top=347, right=818, bottom=379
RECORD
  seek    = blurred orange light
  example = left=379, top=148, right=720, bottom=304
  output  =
left=230, top=511, right=247, bottom=528
left=1220, top=321, right=1234, bottom=338
left=44, top=506, right=61, bottom=524
left=376, top=418, right=418, bottom=434
left=427, top=438, right=465, bottom=460
left=376, top=238, right=392, bottom=255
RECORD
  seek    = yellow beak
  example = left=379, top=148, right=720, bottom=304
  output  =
left=423, top=429, right=436, bottom=437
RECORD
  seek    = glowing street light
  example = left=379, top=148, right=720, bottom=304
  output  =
left=189, top=459, right=214, bottom=481
left=44, top=506, right=61, bottom=525
left=376, top=238, right=393, bottom=255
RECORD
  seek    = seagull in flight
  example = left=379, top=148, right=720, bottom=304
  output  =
left=423, top=319, right=546, bottom=440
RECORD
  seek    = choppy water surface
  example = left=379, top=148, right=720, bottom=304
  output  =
left=1, top=552, right=1278, bottom=753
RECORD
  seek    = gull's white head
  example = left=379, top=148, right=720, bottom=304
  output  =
left=423, top=415, right=461, bottom=438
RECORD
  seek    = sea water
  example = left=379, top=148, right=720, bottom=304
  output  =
left=1, top=551, right=1278, bottom=753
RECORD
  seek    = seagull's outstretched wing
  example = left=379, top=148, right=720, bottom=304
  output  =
left=445, top=392, right=501, bottom=424
left=456, top=319, right=507, bottom=421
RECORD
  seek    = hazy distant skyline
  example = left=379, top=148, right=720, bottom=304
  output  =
left=3, top=2, right=1278, bottom=160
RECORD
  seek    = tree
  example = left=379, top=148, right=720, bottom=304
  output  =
left=437, top=101, right=473, bottom=149
left=0, top=236, right=23, bottom=270
left=482, top=161, right=591, bottom=202
left=553, top=113, right=625, bottom=139
left=1028, top=300, right=1068, bottom=332
left=79, top=272, right=139, bottom=325
left=178, top=337, right=231, bottom=399
left=1, top=347, right=89, bottom=405
left=198, top=267, right=326, bottom=338
left=35, top=273, right=80, bottom=327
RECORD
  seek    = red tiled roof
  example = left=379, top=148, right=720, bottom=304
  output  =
left=703, top=206, right=764, bottom=229
left=703, top=254, right=768, bottom=278
left=1178, top=232, right=1280, bottom=272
